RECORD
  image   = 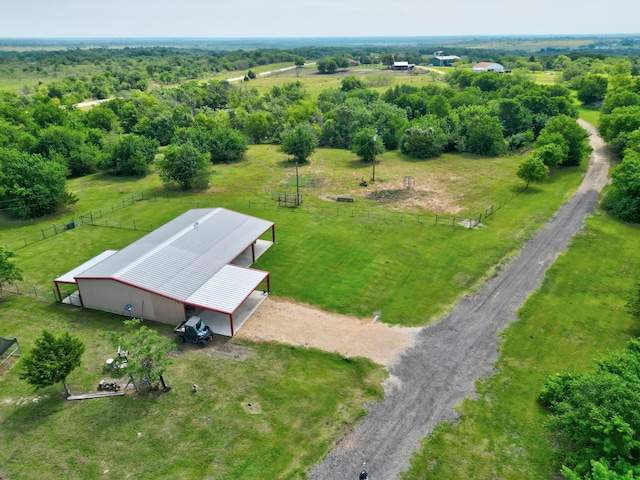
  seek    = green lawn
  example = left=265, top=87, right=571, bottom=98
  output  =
left=0, top=296, right=384, bottom=480
left=1, top=145, right=585, bottom=324
left=401, top=213, right=640, bottom=479
left=0, top=135, right=590, bottom=479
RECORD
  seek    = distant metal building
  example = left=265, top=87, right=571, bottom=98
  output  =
left=472, top=62, right=505, bottom=73
left=390, top=61, right=415, bottom=70
left=429, top=55, right=460, bottom=67
left=54, top=208, right=275, bottom=337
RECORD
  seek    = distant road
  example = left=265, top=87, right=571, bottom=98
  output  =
left=74, top=63, right=316, bottom=107
left=74, top=98, right=111, bottom=108
left=226, top=63, right=315, bottom=82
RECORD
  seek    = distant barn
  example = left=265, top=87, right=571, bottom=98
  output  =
left=54, top=208, right=275, bottom=337
left=472, top=62, right=505, bottom=73
left=390, top=61, right=415, bottom=70
left=429, top=55, right=460, bottom=67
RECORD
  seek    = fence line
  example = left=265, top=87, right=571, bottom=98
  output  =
left=4, top=188, right=523, bottom=253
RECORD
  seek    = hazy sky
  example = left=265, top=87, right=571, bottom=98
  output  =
left=1, top=0, right=638, bottom=38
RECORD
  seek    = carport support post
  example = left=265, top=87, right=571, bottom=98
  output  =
left=229, top=314, right=235, bottom=337
left=54, top=282, right=62, bottom=302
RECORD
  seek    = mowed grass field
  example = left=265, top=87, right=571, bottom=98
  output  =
left=402, top=213, right=640, bottom=479
left=0, top=103, right=607, bottom=479
left=0, top=294, right=385, bottom=479
left=2, top=144, right=585, bottom=324
left=0, top=67, right=616, bottom=479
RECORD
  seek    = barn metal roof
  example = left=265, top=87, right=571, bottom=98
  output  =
left=186, top=265, right=268, bottom=314
left=74, top=208, right=273, bottom=312
left=54, top=249, right=118, bottom=284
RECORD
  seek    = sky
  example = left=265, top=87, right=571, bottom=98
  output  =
left=0, top=0, right=638, bottom=38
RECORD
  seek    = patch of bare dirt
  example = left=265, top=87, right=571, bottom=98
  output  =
left=236, top=297, right=420, bottom=368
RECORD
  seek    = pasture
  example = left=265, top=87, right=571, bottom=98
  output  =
left=0, top=66, right=609, bottom=478
left=0, top=137, right=586, bottom=479
left=402, top=213, right=640, bottom=479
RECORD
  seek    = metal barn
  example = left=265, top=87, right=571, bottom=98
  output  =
left=54, top=208, right=275, bottom=336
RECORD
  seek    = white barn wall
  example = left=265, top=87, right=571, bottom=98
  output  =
left=77, top=279, right=185, bottom=324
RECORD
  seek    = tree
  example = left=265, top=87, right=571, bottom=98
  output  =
left=540, top=339, right=640, bottom=478
left=104, top=134, right=158, bottom=176
left=281, top=123, right=318, bottom=162
left=245, top=111, right=273, bottom=144
left=531, top=143, right=566, bottom=169
left=20, top=330, right=85, bottom=396
left=352, top=127, right=385, bottom=162
left=602, top=150, right=640, bottom=223
left=317, top=58, right=338, bottom=74
left=400, top=124, right=446, bottom=159
left=574, top=75, right=609, bottom=105
left=341, top=75, right=366, bottom=92
left=0, top=148, right=76, bottom=218
left=535, top=131, right=570, bottom=166
left=109, top=318, right=175, bottom=391
left=465, top=114, right=506, bottom=157
left=208, top=127, right=248, bottom=163
left=157, top=143, right=212, bottom=190
left=539, top=115, right=591, bottom=166
left=497, top=98, right=533, bottom=137
left=517, top=155, right=549, bottom=188
left=0, top=246, right=23, bottom=289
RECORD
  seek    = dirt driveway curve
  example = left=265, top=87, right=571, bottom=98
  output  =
left=306, top=120, right=611, bottom=480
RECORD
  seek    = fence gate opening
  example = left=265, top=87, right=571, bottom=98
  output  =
left=276, top=192, right=302, bottom=207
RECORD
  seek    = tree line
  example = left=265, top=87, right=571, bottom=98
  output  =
left=0, top=57, right=602, bottom=219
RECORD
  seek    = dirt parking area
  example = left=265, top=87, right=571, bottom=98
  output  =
left=236, top=296, right=420, bottom=367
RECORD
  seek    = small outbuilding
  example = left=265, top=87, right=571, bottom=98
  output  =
left=472, top=62, right=505, bottom=73
left=390, top=61, right=415, bottom=70
left=429, top=55, right=460, bottom=67
left=0, top=336, right=21, bottom=374
left=54, top=208, right=276, bottom=337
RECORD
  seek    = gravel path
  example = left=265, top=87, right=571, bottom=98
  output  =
left=308, top=120, right=611, bottom=480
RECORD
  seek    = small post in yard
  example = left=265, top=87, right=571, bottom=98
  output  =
left=295, top=162, right=300, bottom=206
left=372, top=131, right=377, bottom=183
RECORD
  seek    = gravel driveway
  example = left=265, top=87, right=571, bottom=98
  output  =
left=308, top=120, right=611, bottom=480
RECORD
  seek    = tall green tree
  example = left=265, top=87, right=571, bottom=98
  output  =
left=208, top=127, right=248, bottom=163
left=602, top=150, right=640, bottom=223
left=157, top=143, right=212, bottom=190
left=245, top=111, right=273, bottom=144
left=0, top=246, right=23, bottom=289
left=540, top=338, right=640, bottom=478
left=109, top=318, right=175, bottom=391
left=539, top=115, right=590, bottom=166
left=465, top=114, right=506, bottom=157
left=574, top=75, right=609, bottom=105
left=517, top=155, right=549, bottom=188
left=0, top=148, right=76, bottom=218
left=281, top=123, right=318, bottom=163
left=103, top=134, right=158, bottom=176
left=352, top=127, right=384, bottom=162
left=20, top=330, right=85, bottom=396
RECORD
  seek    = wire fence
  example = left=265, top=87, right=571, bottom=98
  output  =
left=1, top=187, right=522, bottom=303
left=4, top=188, right=522, bottom=253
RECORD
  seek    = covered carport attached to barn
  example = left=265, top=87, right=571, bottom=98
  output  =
left=186, top=265, right=270, bottom=336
